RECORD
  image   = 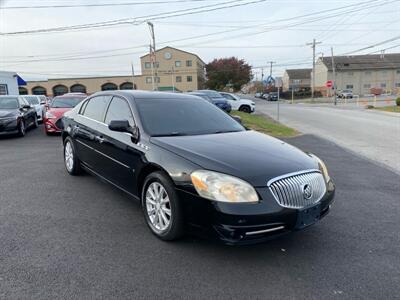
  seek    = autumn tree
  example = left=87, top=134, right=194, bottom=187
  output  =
left=205, top=57, right=252, bottom=91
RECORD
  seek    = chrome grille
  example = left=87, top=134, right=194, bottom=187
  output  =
left=268, top=171, right=326, bottom=209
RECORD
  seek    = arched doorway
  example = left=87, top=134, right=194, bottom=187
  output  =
left=101, top=82, right=118, bottom=91
left=32, top=86, right=47, bottom=95
left=52, top=85, right=68, bottom=96
left=119, top=82, right=135, bottom=90
left=70, top=83, right=87, bottom=93
left=19, top=87, right=28, bottom=95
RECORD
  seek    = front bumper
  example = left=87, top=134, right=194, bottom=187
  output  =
left=44, top=118, right=61, bottom=133
left=0, top=119, right=19, bottom=135
left=177, top=180, right=335, bottom=244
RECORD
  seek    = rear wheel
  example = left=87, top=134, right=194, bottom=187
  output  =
left=33, top=115, right=39, bottom=128
left=239, top=105, right=251, bottom=113
left=142, top=172, right=184, bottom=241
left=63, top=137, right=82, bottom=175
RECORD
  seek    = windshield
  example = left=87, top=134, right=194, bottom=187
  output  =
left=136, top=98, right=245, bottom=136
left=0, top=97, right=19, bottom=109
left=24, top=96, right=40, bottom=105
left=51, top=97, right=84, bottom=108
left=197, top=90, right=223, bottom=99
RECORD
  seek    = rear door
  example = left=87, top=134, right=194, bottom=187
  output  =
left=95, top=96, right=143, bottom=193
left=73, top=95, right=112, bottom=173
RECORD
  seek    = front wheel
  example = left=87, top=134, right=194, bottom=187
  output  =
left=18, top=120, right=26, bottom=137
left=63, top=137, right=82, bottom=175
left=33, top=115, right=39, bottom=128
left=142, top=172, right=184, bottom=241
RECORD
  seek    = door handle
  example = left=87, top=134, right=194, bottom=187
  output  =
left=95, top=136, right=105, bottom=144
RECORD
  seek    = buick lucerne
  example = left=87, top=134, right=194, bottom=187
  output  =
left=61, top=91, right=335, bottom=244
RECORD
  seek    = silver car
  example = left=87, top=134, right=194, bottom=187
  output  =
left=23, top=95, right=45, bottom=122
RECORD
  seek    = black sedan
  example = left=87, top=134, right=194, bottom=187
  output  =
left=61, top=91, right=335, bottom=244
left=0, top=95, right=38, bottom=137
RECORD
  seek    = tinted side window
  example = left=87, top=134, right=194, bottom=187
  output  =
left=18, top=97, right=28, bottom=107
left=83, top=96, right=111, bottom=122
left=105, top=97, right=135, bottom=126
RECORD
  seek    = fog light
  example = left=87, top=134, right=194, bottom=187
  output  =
left=46, top=125, right=52, bottom=129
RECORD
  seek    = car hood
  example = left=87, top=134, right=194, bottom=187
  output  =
left=151, top=130, right=318, bottom=187
left=0, top=109, right=19, bottom=118
left=48, top=107, right=72, bottom=118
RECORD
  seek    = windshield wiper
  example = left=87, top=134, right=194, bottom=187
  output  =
left=213, top=130, right=241, bottom=134
left=152, top=132, right=188, bottom=137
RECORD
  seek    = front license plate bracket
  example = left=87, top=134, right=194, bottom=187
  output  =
left=295, top=204, right=321, bottom=230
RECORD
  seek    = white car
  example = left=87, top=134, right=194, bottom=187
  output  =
left=23, top=95, right=45, bottom=122
left=219, top=92, right=255, bottom=113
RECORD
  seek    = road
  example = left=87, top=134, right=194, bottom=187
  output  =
left=1, top=127, right=399, bottom=299
left=252, top=98, right=400, bottom=174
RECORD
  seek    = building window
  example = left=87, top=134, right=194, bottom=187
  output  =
left=146, top=77, right=152, bottom=84
left=19, top=87, right=28, bottom=95
left=52, top=84, right=68, bottom=96
left=187, top=76, right=193, bottom=82
left=176, top=76, right=182, bottom=82
left=0, top=84, right=8, bottom=95
left=101, top=83, right=118, bottom=91
left=380, top=83, right=386, bottom=88
left=346, top=84, right=353, bottom=89
left=175, top=61, right=181, bottom=67
left=347, top=72, right=353, bottom=76
left=155, top=77, right=160, bottom=83
left=363, top=84, right=371, bottom=88
left=186, top=60, right=192, bottom=67
left=395, top=83, right=400, bottom=87
left=32, top=86, right=47, bottom=95
left=365, top=71, right=371, bottom=75
left=70, top=84, right=86, bottom=93
left=397, top=70, right=400, bottom=74
left=154, top=62, right=159, bottom=68
left=293, top=79, right=301, bottom=84
left=119, top=82, right=134, bottom=90
left=145, top=62, right=151, bottom=69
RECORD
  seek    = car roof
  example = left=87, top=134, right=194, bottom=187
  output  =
left=90, top=90, right=202, bottom=101
left=54, top=94, right=87, bottom=98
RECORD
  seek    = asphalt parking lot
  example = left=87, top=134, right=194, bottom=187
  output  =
left=1, top=126, right=399, bottom=299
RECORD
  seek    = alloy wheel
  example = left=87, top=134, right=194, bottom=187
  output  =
left=145, top=182, right=171, bottom=232
left=64, top=141, right=74, bottom=172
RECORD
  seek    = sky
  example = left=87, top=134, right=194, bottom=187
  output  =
left=0, top=0, right=400, bottom=81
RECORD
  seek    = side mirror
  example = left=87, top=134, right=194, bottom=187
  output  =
left=232, top=115, right=242, bottom=124
left=40, top=101, right=46, bottom=105
left=108, top=120, right=140, bottom=143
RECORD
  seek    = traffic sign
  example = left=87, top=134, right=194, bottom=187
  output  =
left=326, top=80, right=333, bottom=88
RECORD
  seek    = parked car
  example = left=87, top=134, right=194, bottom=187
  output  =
left=338, top=89, right=353, bottom=99
left=61, top=90, right=335, bottom=244
left=255, top=92, right=263, bottom=98
left=23, top=95, right=45, bottom=122
left=193, top=90, right=231, bottom=112
left=219, top=92, right=255, bottom=113
left=268, top=92, right=279, bottom=101
left=0, top=95, right=38, bottom=137
left=188, top=92, right=213, bottom=102
left=44, top=93, right=86, bottom=135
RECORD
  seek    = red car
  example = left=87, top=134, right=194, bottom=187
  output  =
left=44, top=93, right=87, bottom=134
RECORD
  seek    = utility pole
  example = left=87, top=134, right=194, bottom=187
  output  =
left=131, top=63, right=135, bottom=90
left=267, top=61, right=276, bottom=78
left=171, top=66, right=175, bottom=92
left=306, top=38, right=321, bottom=98
left=147, top=22, right=157, bottom=91
left=331, top=47, right=337, bottom=106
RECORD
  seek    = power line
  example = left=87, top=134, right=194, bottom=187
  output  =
left=0, top=0, right=220, bottom=9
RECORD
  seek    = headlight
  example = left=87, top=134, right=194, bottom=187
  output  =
left=191, top=170, right=259, bottom=203
left=310, top=154, right=330, bottom=182
left=46, top=112, right=55, bottom=119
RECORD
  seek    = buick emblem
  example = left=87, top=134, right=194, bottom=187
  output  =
left=303, top=184, right=313, bottom=200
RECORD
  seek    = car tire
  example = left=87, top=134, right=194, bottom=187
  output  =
left=142, top=171, right=184, bottom=241
left=18, top=120, right=26, bottom=137
left=239, top=105, right=251, bottom=113
left=63, top=137, right=82, bottom=175
left=33, top=115, right=39, bottom=128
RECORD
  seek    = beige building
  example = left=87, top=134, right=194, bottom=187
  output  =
left=314, top=53, right=400, bottom=96
left=282, top=68, right=311, bottom=92
left=23, top=46, right=206, bottom=96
